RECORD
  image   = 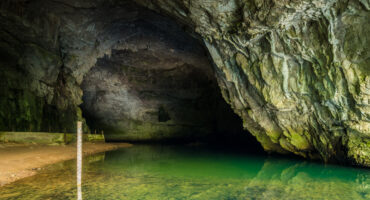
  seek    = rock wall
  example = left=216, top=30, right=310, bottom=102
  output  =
left=0, top=0, right=249, bottom=143
left=80, top=14, right=245, bottom=141
left=134, top=0, right=370, bottom=166
left=0, top=0, right=81, bottom=132
left=0, top=0, right=166, bottom=133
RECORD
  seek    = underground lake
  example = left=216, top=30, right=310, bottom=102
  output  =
left=0, top=0, right=369, bottom=199
left=0, top=145, right=369, bottom=200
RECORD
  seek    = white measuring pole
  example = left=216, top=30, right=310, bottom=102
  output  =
left=77, top=121, right=83, bottom=200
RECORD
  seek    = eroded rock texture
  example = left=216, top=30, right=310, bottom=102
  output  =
left=134, top=0, right=370, bottom=166
left=0, top=0, right=368, bottom=166
left=0, top=0, right=247, bottom=142
left=80, top=15, right=244, bottom=141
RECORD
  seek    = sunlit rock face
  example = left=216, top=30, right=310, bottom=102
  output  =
left=0, top=0, right=368, bottom=166
left=134, top=0, right=370, bottom=166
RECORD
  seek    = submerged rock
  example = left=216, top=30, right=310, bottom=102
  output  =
left=0, top=0, right=368, bottom=166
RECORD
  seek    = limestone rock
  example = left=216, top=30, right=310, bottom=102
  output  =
left=134, top=0, right=370, bottom=166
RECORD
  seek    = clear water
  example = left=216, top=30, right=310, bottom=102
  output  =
left=1, top=145, right=369, bottom=200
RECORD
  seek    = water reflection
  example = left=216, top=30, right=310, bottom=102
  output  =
left=245, top=159, right=370, bottom=200
left=0, top=145, right=369, bottom=200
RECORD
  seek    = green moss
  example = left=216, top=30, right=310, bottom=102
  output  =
left=283, top=129, right=311, bottom=151
left=0, top=132, right=71, bottom=144
left=250, top=130, right=287, bottom=154
left=0, top=131, right=104, bottom=144
left=266, top=130, right=281, bottom=143
left=346, top=130, right=370, bottom=167
left=290, top=131, right=311, bottom=151
left=279, top=137, right=295, bottom=152
left=0, top=78, right=88, bottom=133
left=0, top=86, right=46, bottom=131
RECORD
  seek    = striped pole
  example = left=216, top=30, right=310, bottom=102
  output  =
left=77, top=121, right=83, bottom=200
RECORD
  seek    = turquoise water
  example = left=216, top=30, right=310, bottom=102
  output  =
left=1, top=145, right=369, bottom=200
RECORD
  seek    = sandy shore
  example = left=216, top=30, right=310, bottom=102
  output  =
left=0, top=142, right=132, bottom=187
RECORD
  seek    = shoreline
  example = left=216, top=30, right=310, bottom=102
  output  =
left=0, top=142, right=132, bottom=187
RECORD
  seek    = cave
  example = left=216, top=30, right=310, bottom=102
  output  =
left=79, top=8, right=254, bottom=144
left=0, top=0, right=369, bottom=199
left=0, top=0, right=256, bottom=145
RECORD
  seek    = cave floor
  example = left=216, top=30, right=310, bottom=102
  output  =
left=0, top=142, right=132, bottom=187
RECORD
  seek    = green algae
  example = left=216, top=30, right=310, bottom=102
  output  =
left=265, top=130, right=281, bottom=144
left=286, top=130, right=311, bottom=151
left=0, top=131, right=72, bottom=144
left=346, top=130, right=370, bottom=167
left=0, top=131, right=104, bottom=144
left=250, top=129, right=286, bottom=154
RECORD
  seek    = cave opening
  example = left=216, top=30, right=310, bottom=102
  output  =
left=79, top=3, right=262, bottom=151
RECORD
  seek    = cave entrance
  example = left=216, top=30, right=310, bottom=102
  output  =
left=79, top=2, right=261, bottom=151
